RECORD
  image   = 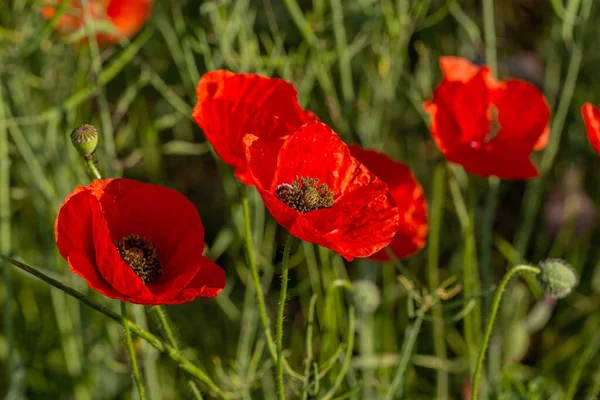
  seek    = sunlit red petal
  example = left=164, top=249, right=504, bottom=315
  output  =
left=349, top=146, right=428, bottom=261
left=582, top=102, right=600, bottom=155
left=193, top=71, right=316, bottom=184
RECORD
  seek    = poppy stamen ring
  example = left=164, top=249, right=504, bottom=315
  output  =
left=115, top=234, right=162, bottom=283
left=276, top=176, right=334, bottom=213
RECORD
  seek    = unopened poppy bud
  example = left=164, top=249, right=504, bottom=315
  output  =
left=353, top=280, right=381, bottom=314
left=70, top=124, right=98, bottom=157
left=537, top=258, right=578, bottom=299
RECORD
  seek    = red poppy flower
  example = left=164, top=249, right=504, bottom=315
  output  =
left=582, top=102, right=600, bottom=154
left=193, top=70, right=317, bottom=185
left=55, top=179, right=225, bottom=305
left=424, top=56, right=550, bottom=179
left=41, top=0, right=152, bottom=44
left=349, top=145, right=428, bottom=261
left=243, top=121, right=400, bottom=261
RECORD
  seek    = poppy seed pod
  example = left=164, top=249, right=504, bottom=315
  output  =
left=70, top=124, right=99, bottom=157
left=537, top=259, right=578, bottom=299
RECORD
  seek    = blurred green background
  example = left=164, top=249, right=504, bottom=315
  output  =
left=2, top=0, right=600, bottom=399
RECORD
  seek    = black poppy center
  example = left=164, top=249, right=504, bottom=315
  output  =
left=275, top=176, right=334, bottom=213
left=115, top=234, right=162, bottom=284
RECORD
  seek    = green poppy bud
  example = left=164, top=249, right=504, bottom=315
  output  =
left=70, top=124, right=98, bottom=157
left=537, top=259, right=578, bottom=299
left=353, top=280, right=381, bottom=314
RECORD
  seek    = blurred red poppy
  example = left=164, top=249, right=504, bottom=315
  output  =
left=193, top=70, right=317, bottom=185
left=424, top=56, right=550, bottom=179
left=55, top=179, right=225, bottom=305
left=41, top=0, right=152, bottom=44
left=349, top=145, right=428, bottom=261
left=243, top=121, right=399, bottom=261
left=582, top=102, right=600, bottom=154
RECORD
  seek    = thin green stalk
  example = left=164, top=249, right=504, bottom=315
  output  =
left=480, top=177, right=499, bottom=314
left=321, top=307, right=356, bottom=400
left=85, top=156, right=102, bottom=180
left=302, top=294, right=318, bottom=400
left=471, top=264, right=541, bottom=400
left=0, top=254, right=226, bottom=398
left=121, top=302, right=146, bottom=400
left=385, top=307, right=427, bottom=400
left=515, top=0, right=593, bottom=255
left=482, top=0, right=497, bottom=72
left=428, top=165, right=448, bottom=399
left=330, top=0, right=354, bottom=101
left=0, top=73, right=13, bottom=386
left=240, top=186, right=303, bottom=380
left=277, top=234, right=294, bottom=400
left=152, top=306, right=203, bottom=400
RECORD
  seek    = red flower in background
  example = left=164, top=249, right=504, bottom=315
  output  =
left=193, top=70, right=317, bottom=185
left=243, top=121, right=399, bottom=261
left=349, top=145, right=428, bottom=261
left=41, top=0, right=152, bottom=44
left=582, top=102, right=600, bottom=154
left=424, top=56, right=550, bottom=179
left=55, top=179, right=225, bottom=305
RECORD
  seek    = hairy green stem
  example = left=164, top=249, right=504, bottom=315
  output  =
left=0, top=254, right=226, bottom=398
left=240, top=185, right=303, bottom=380
left=471, top=265, right=541, bottom=400
left=121, top=302, right=146, bottom=400
left=152, top=306, right=203, bottom=400
left=277, top=234, right=294, bottom=399
left=85, top=156, right=102, bottom=180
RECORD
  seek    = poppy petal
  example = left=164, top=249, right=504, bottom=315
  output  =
left=491, top=79, right=550, bottom=151
left=168, top=258, right=227, bottom=304
left=582, top=102, right=600, bottom=154
left=67, top=251, right=125, bottom=300
left=193, top=71, right=316, bottom=183
left=349, top=146, right=428, bottom=261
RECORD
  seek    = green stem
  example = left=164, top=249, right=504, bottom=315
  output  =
left=565, top=321, right=600, bottom=400
left=385, top=307, right=427, bottom=400
left=85, top=156, right=102, bottom=180
left=277, top=234, right=294, bottom=399
left=240, top=185, right=303, bottom=380
left=152, top=306, right=203, bottom=400
left=514, top=0, right=593, bottom=255
left=471, top=264, right=541, bottom=400
left=428, top=165, right=448, bottom=399
left=482, top=0, right=497, bottom=72
left=321, top=306, right=356, bottom=400
left=0, top=72, right=13, bottom=386
left=0, top=254, right=226, bottom=398
left=121, top=302, right=146, bottom=400
left=480, top=177, right=499, bottom=313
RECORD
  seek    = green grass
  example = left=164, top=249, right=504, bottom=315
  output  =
left=2, top=0, right=600, bottom=399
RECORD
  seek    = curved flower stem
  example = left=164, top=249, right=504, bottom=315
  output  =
left=152, top=306, right=203, bottom=400
left=240, top=185, right=303, bottom=380
left=121, top=302, right=146, bottom=400
left=85, top=156, right=102, bottom=180
left=0, top=254, right=227, bottom=399
left=276, top=234, right=294, bottom=399
left=471, top=264, right=541, bottom=400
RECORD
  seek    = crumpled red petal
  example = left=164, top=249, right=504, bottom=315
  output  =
left=349, top=145, right=428, bottom=261
left=582, top=102, right=600, bottom=155
left=193, top=71, right=316, bottom=184
left=244, top=121, right=399, bottom=261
